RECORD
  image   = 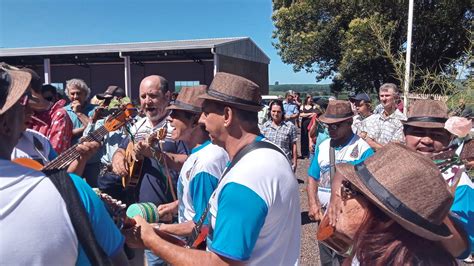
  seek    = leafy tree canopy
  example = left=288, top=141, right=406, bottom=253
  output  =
left=272, top=0, right=472, bottom=94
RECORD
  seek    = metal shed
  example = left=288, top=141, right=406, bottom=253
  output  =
left=0, top=37, right=270, bottom=98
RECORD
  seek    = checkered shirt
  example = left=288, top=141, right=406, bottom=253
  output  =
left=361, top=109, right=407, bottom=145
left=261, top=120, right=297, bottom=160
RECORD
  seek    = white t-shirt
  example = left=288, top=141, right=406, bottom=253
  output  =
left=177, top=141, right=229, bottom=224
left=308, top=134, right=374, bottom=207
left=207, top=138, right=301, bottom=265
left=0, top=160, right=78, bottom=265
left=11, top=129, right=57, bottom=164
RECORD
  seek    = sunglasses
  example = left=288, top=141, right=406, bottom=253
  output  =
left=321, top=121, right=348, bottom=130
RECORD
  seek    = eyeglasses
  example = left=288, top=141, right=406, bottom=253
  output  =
left=18, top=93, right=29, bottom=106
left=341, top=180, right=359, bottom=201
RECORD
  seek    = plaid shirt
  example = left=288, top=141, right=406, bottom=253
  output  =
left=30, top=99, right=73, bottom=154
left=261, top=120, right=297, bottom=160
left=361, top=109, right=406, bottom=145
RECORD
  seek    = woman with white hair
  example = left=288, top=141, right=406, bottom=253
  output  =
left=64, top=78, right=96, bottom=144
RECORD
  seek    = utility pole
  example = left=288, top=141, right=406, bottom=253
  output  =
left=403, top=0, right=414, bottom=115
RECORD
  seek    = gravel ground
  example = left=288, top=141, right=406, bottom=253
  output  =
left=296, top=156, right=321, bottom=265
left=295, top=129, right=321, bottom=265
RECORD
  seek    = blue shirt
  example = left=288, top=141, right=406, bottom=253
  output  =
left=65, top=103, right=97, bottom=144
left=69, top=173, right=125, bottom=265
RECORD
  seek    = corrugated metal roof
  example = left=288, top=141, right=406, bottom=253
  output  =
left=0, top=37, right=270, bottom=64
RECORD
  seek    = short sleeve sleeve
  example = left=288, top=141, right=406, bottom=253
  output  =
left=69, top=173, right=124, bottom=265
left=210, top=182, right=268, bottom=261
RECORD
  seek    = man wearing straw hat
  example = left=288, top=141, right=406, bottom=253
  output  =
left=307, top=100, right=374, bottom=266
left=403, top=99, right=473, bottom=261
left=125, top=72, right=301, bottom=265
left=155, top=85, right=229, bottom=239
left=0, top=67, right=127, bottom=265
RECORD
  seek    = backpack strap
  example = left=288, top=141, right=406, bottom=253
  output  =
left=44, top=169, right=111, bottom=266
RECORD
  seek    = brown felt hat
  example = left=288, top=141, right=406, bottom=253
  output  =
left=318, top=100, right=354, bottom=124
left=337, top=143, right=453, bottom=241
left=166, top=85, right=207, bottom=114
left=404, top=100, right=448, bottom=129
left=96, top=85, right=126, bottom=100
left=0, top=67, right=32, bottom=115
left=199, top=72, right=262, bottom=112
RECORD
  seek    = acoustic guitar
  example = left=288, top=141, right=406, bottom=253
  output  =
left=95, top=189, right=208, bottom=249
left=14, top=103, right=136, bottom=171
left=122, top=125, right=167, bottom=188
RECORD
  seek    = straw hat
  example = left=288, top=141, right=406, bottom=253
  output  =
left=0, top=68, right=32, bottom=115
left=337, top=143, right=453, bottom=241
left=318, top=100, right=354, bottom=124
left=166, top=85, right=207, bottom=114
left=404, top=99, right=448, bottom=128
left=199, top=72, right=262, bottom=112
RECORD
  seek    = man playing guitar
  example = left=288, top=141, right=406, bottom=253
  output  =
left=111, top=75, right=188, bottom=265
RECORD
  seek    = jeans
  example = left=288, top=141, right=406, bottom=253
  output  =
left=145, top=249, right=168, bottom=266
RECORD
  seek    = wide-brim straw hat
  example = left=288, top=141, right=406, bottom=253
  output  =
left=337, top=143, right=453, bottom=241
left=166, top=85, right=207, bottom=114
left=404, top=99, right=448, bottom=128
left=199, top=72, right=262, bottom=112
left=0, top=68, right=32, bottom=115
left=319, top=100, right=354, bottom=124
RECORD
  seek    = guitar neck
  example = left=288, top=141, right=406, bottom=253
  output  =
left=43, top=125, right=110, bottom=171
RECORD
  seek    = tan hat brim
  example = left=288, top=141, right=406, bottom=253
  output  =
left=318, top=114, right=353, bottom=124
left=336, top=163, right=452, bottom=241
left=166, top=103, right=201, bottom=114
left=0, top=70, right=32, bottom=115
left=199, top=93, right=262, bottom=112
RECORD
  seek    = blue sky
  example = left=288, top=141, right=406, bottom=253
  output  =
left=0, top=0, right=330, bottom=85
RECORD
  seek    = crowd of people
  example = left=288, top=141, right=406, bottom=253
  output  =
left=0, top=62, right=472, bottom=265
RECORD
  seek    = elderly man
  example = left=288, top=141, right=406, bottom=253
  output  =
left=111, top=75, right=187, bottom=266
left=307, top=100, right=374, bottom=266
left=360, top=83, right=406, bottom=150
left=0, top=66, right=127, bottom=265
left=64, top=78, right=97, bottom=144
left=403, top=99, right=473, bottom=260
left=125, top=72, right=301, bottom=265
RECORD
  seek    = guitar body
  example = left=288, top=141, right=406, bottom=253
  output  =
left=13, top=157, right=44, bottom=171
left=121, top=126, right=167, bottom=189
left=122, top=142, right=143, bottom=188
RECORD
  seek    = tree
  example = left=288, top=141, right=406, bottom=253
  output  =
left=272, top=0, right=472, bottom=93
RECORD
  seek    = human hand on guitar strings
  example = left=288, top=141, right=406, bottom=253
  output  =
left=133, top=141, right=154, bottom=160
left=123, top=215, right=157, bottom=249
left=75, top=140, right=101, bottom=161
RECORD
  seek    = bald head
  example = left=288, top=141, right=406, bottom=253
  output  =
left=139, top=75, right=169, bottom=96
left=139, top=75, right=171, bottom=125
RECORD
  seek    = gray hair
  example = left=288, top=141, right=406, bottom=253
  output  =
left=379, top=83, right=399, bottom=95
left=66, top=78, right=91, bottom=99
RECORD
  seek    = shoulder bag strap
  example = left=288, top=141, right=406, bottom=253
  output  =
left=188, top=140, right=286, bottom=246
left=329, top=144, right=336, bottom=183
left=44, top=169, right=111, bottom=266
